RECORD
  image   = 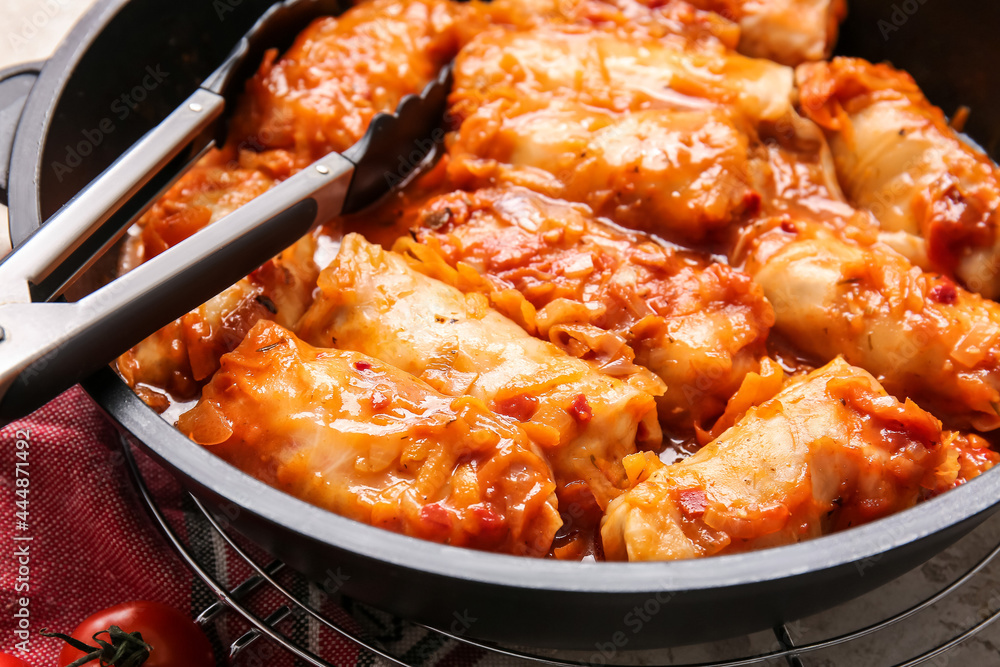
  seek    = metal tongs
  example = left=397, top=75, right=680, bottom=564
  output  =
left=0, top=0, right=451, bottom=423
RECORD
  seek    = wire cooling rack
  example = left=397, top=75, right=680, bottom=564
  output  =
left=119, top=437, right=1000, bottom=667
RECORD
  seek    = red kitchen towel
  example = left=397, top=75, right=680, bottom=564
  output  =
left=0, top=387, right=495, bottom=666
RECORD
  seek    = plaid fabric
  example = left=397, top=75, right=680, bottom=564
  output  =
left=0, top=387, right=530, bottom=666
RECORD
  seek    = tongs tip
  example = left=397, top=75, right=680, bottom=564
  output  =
left=340, top=63, right=454, bottom=214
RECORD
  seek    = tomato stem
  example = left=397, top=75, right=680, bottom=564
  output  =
left=40, top=626, right=152, bottom=667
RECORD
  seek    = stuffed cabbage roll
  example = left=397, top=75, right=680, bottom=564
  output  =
left=447, top=25, right=797, bottom=241
left=484, top=0, right=743, bottom=48
left=227, top=0, right=480, bottom=165
left=686, top=0, right=846, bottom=65
left=797, top=58, right=1000, bottom=299
left=396, top=186, right=773, bottom=432
left=449, top=100, right=762, bottom=243
left=448, top=25, right=795, bottom=124
left=179, top=320, right=562, bottom=556
left=297, top=234, right=663, bottom=515
left=602, top=358, right=994, bottom=561
left=743, top=218, right=1000, bottom=431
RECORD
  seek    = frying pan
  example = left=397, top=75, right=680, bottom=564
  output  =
left=3, top=0, right=1000, bottom=650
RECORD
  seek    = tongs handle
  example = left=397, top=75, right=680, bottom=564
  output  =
left=0, top=153, right=355, bottom=422
left=0, top=88, right=225, bottom=305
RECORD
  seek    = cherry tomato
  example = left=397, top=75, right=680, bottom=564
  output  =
left=56, top=601, right=215, bottom=667
left=0, top=655, right=30, bottom=667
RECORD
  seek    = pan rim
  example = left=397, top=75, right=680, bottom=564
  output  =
left=8, top=0, right=1000, bottom=599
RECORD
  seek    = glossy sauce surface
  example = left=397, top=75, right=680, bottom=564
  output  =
left=179, top=320, right=563, bottom=555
